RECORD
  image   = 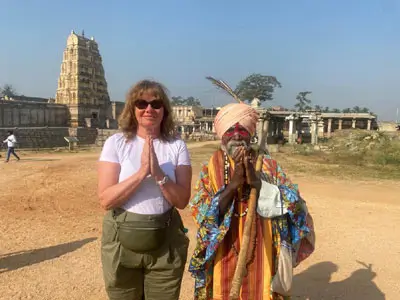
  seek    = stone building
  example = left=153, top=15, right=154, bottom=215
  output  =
left=0, top=30, right=125, bottom=148
left=55, top=30, right=112, bottom=128
left=172, top=105, right=218, bottom=134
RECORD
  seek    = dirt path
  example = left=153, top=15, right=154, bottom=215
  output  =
left=0, top=145, right=399, bottom=299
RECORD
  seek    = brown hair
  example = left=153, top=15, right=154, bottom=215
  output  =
left=118, top=80, right=176, bottom=142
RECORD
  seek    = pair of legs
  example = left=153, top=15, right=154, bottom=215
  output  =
left=6, top=147, right=20, bottom=162
left=101, top=209, right=189, bottom=300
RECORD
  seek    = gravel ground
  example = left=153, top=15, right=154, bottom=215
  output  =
left=0, top=143, right=398, bottom=300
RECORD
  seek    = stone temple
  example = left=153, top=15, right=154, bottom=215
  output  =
left=0, top=31, right=124, bottom=148
left=55, top=30, right=112, bottom=128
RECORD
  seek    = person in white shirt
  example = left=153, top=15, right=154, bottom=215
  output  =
left=3, top=130, right=20, bottom=162
left=98, top=80, right=192, bottom=300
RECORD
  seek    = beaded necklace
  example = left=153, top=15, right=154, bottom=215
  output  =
left=223, top=153, right=248, bottom=217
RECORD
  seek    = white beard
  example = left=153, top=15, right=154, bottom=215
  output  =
left=222, top=140, right=249, bottom=156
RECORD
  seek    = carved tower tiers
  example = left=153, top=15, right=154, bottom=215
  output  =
left=55, top=30, right=111, bottom=127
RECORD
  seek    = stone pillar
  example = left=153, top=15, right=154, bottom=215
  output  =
left=352, top=119, right=356, bottom=129
left=310, top=119, right=318, bottom=144
left=257, top=118, right=264, bottom=140
left=262, top=119, right=270, bottom=144
left=318, top=120, right=324, bottom=138
left=327, top=118, right=332, bottom=137
left=367, top=119, right=372, bottom=130
left=263, top=119, right=269, bottom=132
left=338, top=119, right=343, bottom=130
left=287, top=115, right=296, bottom=144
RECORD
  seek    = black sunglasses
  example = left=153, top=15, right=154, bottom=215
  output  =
left=134, top=99, right=163, bottom=110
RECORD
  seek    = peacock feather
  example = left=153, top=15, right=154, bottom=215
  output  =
left=205, top=76, right=243, bottom=103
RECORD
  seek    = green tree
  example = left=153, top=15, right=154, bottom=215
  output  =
left=294, top=91, right=312, bottom=111
left=184, top=96, right=201, bottom=106
left=314, top=105, right=323, bottom=111
left=360, top=107, right=370, bottom=113
left=342, top=108, right=352, bottom=113
left=234, top=73, right=282, bottom=102
left=171, top=96, right=184, bottom=105
left=332, top=108, right=341, bottom=113
left=0, top=84, right=17, bottom=98
left=171, top=96, right=201, bottom=106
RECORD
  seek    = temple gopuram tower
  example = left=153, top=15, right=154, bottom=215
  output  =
left=55, top=30, right=111, bottom=127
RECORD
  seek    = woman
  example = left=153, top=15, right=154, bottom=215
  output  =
left=98, top=80, right=192, bottom=300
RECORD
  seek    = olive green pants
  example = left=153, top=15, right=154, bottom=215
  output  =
left=101, top=208, right=189, bottom=300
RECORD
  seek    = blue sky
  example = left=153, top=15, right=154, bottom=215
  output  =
left=1, top=0, right=399, bottom=121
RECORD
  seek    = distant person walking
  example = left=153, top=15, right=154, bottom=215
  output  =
left=3, top=130, right=20, bottom=162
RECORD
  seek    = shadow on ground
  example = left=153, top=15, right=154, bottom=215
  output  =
left=292, top=261, right=385, bottom=299
left=0, top=237, right=97, bottom=273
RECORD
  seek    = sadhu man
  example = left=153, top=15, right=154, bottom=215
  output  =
left=188, top=102, right=315, bottom=300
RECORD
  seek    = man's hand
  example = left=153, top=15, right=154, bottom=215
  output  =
left=244, top=150, right=261, bottom=191
left=229, top=146, right=246, bottom=190
left=218, top=146, right=246, bottom=215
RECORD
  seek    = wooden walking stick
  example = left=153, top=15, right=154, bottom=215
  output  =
left=206, top=76, right=268, bottom=299
left=229, top=154, right=263, bottom=299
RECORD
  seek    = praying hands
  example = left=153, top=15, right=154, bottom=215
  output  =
left=139, top=136, right=164, bottom=181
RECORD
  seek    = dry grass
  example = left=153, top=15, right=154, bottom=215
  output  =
left=283, top=130, right=400, bottom=180
left=0, top=141, right=399, bottom=299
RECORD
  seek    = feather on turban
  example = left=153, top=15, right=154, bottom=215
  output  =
left=214, top=103, right=259, bottom=139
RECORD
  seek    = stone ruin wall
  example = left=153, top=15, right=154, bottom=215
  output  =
left=0, top=127, right=120, bottom=149
left=0, top=99, right=124, bottom=149
left=0, top=100, right=69, bottom=128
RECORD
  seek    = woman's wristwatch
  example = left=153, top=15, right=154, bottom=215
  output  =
left=156, top=175, right=169, bottom=186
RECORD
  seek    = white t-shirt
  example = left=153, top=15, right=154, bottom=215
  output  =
left=3, top=134, right=17, bottom=147
left=99, top=133, right=191, bottom=214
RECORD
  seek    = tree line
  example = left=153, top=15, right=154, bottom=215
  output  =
left=171, top=74, right=372, bottom=114
left=293, top=91, right=371, bottom=113
left=1, top=77, right=373, bottom=114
